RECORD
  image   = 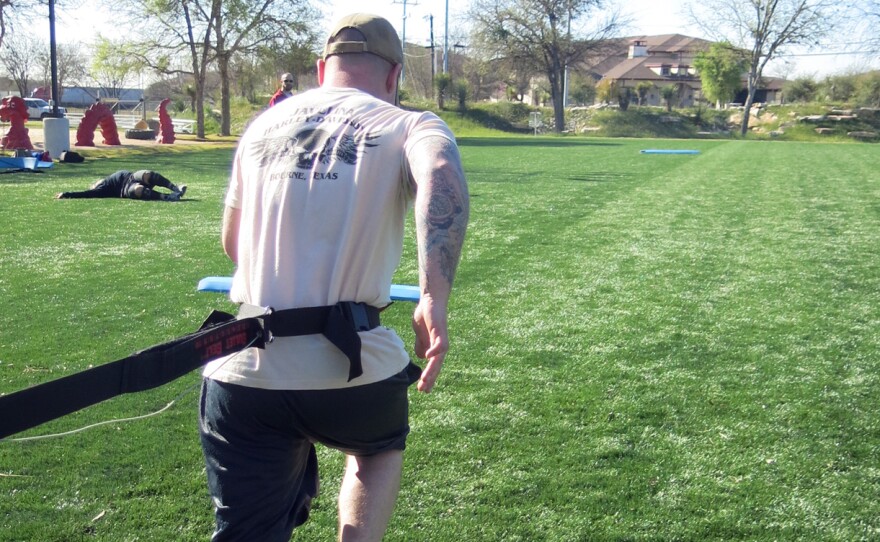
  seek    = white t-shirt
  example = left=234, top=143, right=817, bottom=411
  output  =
left=203, top=87, right=456, bottom=390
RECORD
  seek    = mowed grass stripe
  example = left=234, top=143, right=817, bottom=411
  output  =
left=1, top=139, right=878, bottom=541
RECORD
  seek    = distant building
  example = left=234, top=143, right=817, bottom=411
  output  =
left=0, top=77, right=18, bottom=98
left=586, top=35, right=784, bottom=107
left=59, top=87, right=145, bottom=109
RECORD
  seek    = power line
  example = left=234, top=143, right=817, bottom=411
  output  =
left=777, top=50, right=879, bottom=58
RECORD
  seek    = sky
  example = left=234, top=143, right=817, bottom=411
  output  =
left=31, top=0, right=879, bottom=80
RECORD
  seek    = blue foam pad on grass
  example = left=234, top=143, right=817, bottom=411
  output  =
left=640, top=149, right=701, bottom=154
left=197, top=276, right=420, bottom=302
left=0, top=157, right=54, bottom=170
left=197, top=276, right=233, bottom=292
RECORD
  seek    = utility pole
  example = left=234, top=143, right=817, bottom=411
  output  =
left=563, top=4, right=572, bottom=108
left=425, top=14, right=435, bottom=96
left=48, top=0, right=60, bottom=116
left=443, top=0, right=449, bottom=73
left=393, top=0, right=418, bottom=83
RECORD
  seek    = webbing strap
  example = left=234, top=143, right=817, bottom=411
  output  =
left=240, top=302, right=381, bottom=382
left=0, top=311, right=265, bottom=439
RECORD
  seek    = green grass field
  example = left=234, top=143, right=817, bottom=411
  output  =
left=1, top=136, right=878, bottom=541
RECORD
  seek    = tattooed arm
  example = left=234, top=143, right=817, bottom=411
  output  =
left=407, top=135, right=470, bottom=393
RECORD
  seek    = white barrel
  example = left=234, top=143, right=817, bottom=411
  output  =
left=42, top=117, right=71, bottom=159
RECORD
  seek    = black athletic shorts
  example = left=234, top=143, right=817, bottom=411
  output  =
left=198, top=361, right=422, bottom=541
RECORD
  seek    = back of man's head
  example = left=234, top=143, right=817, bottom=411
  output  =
left=322, top=13, right=403, bottom=67
left=321, top=13, right=403, bottom=101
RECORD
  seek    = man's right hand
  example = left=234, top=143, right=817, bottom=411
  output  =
left=411, top=296, right=449, bottom=394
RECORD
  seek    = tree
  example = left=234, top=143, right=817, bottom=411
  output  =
left=688, top=0, right=839, bottom=135
left=617, top=85, right=632, bottom=111
left=111, top=0, right=315, bottom=137
left=784, top=75, right=818, bottom=102
left=37, top=42, right=88, bottom=100
left=660, top=84, right=678, bottom=112
left=1, top=0, right=37, bottom=51
left=471, top=0, right=625, bottom=132
left=853, top=0, right=880, bottom=55
left=207, top=0, right=318, bottom=135
left=0, top=32, right=40, bottom=96
left=92, top=37, right=142, bottom=101
left=454, top=78, right=469, bottom=110
left=635, top=81, right=653, bottom=106
left=569, top=73, right=597, bottom=105
left=110, top=0, right=216, bottom=138
left=854, top=71, right=880, bottom=107
left=1, top=0, right=84, bottom=52
left=693, top=41, right=747, bottom=108
left=435, top=72, right=452, bottom=109
left=819, top=73, right=857, bottom=102
left=595, top=78, right=615, bottom=103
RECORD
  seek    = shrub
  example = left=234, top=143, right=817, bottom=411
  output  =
left=785, top=77, right=819, bottom=103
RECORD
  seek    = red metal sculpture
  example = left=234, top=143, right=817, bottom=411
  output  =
left=75, top=102, right=121, bottom=146
left=156, top=98, right=175, bottom=144
left=0, top=96, right=34, bottom=151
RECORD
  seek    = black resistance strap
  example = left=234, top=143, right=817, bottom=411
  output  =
left=0, top=302, right=380, bottom=439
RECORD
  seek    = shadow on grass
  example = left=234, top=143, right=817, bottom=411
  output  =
left=0, top=170, right=47, bottom=184
left=569, top=172, right=633, bottom=182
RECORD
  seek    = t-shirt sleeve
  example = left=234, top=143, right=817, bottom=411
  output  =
left=404, top=112, right=456, bottom=156
left=224, top=151, right=244, bottom=209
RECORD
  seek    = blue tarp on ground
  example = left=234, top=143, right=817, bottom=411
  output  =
left=0, top=156, right=54, bottom=171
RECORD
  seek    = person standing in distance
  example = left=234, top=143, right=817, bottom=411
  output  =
left=269, top=72, right=295, bottom=106
left=199, top=12, right=469, bottom=542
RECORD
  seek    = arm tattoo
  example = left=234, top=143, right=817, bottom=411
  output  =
left=412, top=137, right=469, bottom=290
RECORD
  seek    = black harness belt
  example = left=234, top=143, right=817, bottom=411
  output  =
left=238, top=301, right=381, bottom=382
left=0, top=302, right=380, bottom=439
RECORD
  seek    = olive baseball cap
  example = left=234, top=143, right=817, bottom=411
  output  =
left=322, top=13, right=403, bottom=66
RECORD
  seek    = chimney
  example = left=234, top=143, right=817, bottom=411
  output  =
left=629, top=39, right=648, bottom=59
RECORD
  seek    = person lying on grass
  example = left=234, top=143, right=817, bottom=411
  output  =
left=55, top=170, right=186, bottom=201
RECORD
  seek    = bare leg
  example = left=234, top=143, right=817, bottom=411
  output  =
left=338, top=450, right=403, bottom=542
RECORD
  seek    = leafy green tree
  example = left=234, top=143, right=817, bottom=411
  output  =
left=617, top=86, right=633, bottom=111
left=660, top=84, right=678, bottom=112
left=435, top=73, right=452, bottom=109
left=819, top=74, right=857, bottom=103
left=855, top=71, right=880, bottom=107
left=688, top=0, right=839, bottom=135
left=784, top=76, right=818, bottom=102
left=110, top=0, right=317, bottom=137
left=635, top=81, right=653, bottom=106
left=471, top=0, right=625, bottom=132
left=207, top=0, right=318, bottom=135
left=569, top=74, right=597, bottom=106
left=92, top=37, right=142, bottom=100
left=595, top=78, right=615, bottom=104
left=693, top=41, right=746, bottom=108
left=454, top=78, right=469, bottom=110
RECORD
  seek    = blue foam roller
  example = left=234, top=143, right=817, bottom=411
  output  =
left=197, top=276, right=420, bottom=302
left=640, top=149, right=701, bottom=154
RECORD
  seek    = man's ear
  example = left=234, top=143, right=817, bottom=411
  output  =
left=317, top=58, right=326, bottom=85
left=387, top=63, right=403, bottom=95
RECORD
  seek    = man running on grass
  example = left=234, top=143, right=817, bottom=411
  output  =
left=199, top=12, right=469, bottom=542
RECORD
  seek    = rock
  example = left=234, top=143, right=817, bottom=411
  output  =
left=797, top=115, right=827, bottom=123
